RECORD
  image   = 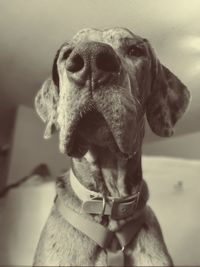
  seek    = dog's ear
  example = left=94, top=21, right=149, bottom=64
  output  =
left=52, top=42, right=69, bottom=88
left=35, top=78, right=59, bottom=139
left=146, top=50, right=190, bottom=137
left=52, top=48, right=60, bottom=88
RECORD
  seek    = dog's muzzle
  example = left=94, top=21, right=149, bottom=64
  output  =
left=58, top=41, right=139, bottom=159
left=65, top=41, right=121, bottom=87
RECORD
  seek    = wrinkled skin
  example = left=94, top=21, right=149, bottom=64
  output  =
left=34, top=28, right=190, bottom=266
left=55, top=29, right=149, bottom=159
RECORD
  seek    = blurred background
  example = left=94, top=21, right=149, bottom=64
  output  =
left=0, top=0, right=199, bottom=265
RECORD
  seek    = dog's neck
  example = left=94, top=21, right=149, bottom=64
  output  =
left=71, top=145, right=143, bottom=198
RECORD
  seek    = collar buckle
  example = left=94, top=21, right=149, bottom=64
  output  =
left=70, top=169, right=141, bottom=220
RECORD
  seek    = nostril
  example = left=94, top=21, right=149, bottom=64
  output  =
left=66, top=54, right=84, bottom=73
left=96, top=52, right=120, bottom=72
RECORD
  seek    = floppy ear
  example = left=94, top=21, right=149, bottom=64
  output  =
left=146, top=52, right=190, bottom=137
left=35, top=78, right=59, bottom=139
left=52, top=49, right=60, bottom=88
left=52, top=42, right=69, bottom=88
left=35, top=44, right=66, bottom=139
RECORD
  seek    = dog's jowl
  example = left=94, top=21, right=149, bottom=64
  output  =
left=34, top=28, right=190, bottom=266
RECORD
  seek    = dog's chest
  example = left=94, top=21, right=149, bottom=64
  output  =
left=41, top=206, right=108, bottom=266
left=38, top=205, right=151, bottom=266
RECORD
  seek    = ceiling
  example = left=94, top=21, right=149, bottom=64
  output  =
left=0, top=0, right=199, bottom=142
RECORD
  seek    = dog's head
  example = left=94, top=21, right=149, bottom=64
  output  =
left=35, top=28, right=190, bottom=159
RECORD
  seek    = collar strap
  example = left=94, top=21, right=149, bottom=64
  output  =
left=70, top=169, right=143, bottom=220
left=55, top=195, right=145, bottom=266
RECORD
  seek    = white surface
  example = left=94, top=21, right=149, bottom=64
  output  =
left=8, top=105, right=70, bottom=184
left=0, top=182, right=55, bottom=265
left=0, top=156, right=200, bottom=265
left=143, top=131, right=200, bottom=159
left=143, top=156, right=200, bottom=266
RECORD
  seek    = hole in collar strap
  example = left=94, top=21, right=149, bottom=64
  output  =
left=110, top=193, right=140, bottom=220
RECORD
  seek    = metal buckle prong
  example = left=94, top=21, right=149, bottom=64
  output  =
left=100, top=196, right=107, bottom=222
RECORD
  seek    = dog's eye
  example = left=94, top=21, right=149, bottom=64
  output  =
left=127, top=45, right=144, bottom=57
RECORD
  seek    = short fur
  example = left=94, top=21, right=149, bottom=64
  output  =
left=34, top=28, right=190, bottom=266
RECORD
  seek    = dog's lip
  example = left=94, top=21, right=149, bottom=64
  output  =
left=63, top=117, right=87, bottom=158
left=63, top=108, right=133, bottom=159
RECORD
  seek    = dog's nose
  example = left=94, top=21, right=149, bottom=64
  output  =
left=65, top=42, right=120, bottom=85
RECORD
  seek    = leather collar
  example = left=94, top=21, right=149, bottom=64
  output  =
left=69, top=169, right=143, bottom=220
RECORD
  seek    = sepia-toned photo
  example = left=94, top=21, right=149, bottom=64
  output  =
left=0, top=0, right=199, bottom=266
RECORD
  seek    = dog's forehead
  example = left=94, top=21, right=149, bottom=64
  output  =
left=71, top=27, right=143, bottom=46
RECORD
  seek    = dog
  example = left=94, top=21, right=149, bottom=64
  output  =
left=33, top=27, right=190, bottom=266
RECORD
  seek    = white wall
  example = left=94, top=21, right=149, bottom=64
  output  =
left=8, top=106, right=70, bottom=184
left=143, top=131, right=200, bottom=159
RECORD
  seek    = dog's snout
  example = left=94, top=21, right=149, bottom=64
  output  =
left=65, top=42, right=120, bottom=85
